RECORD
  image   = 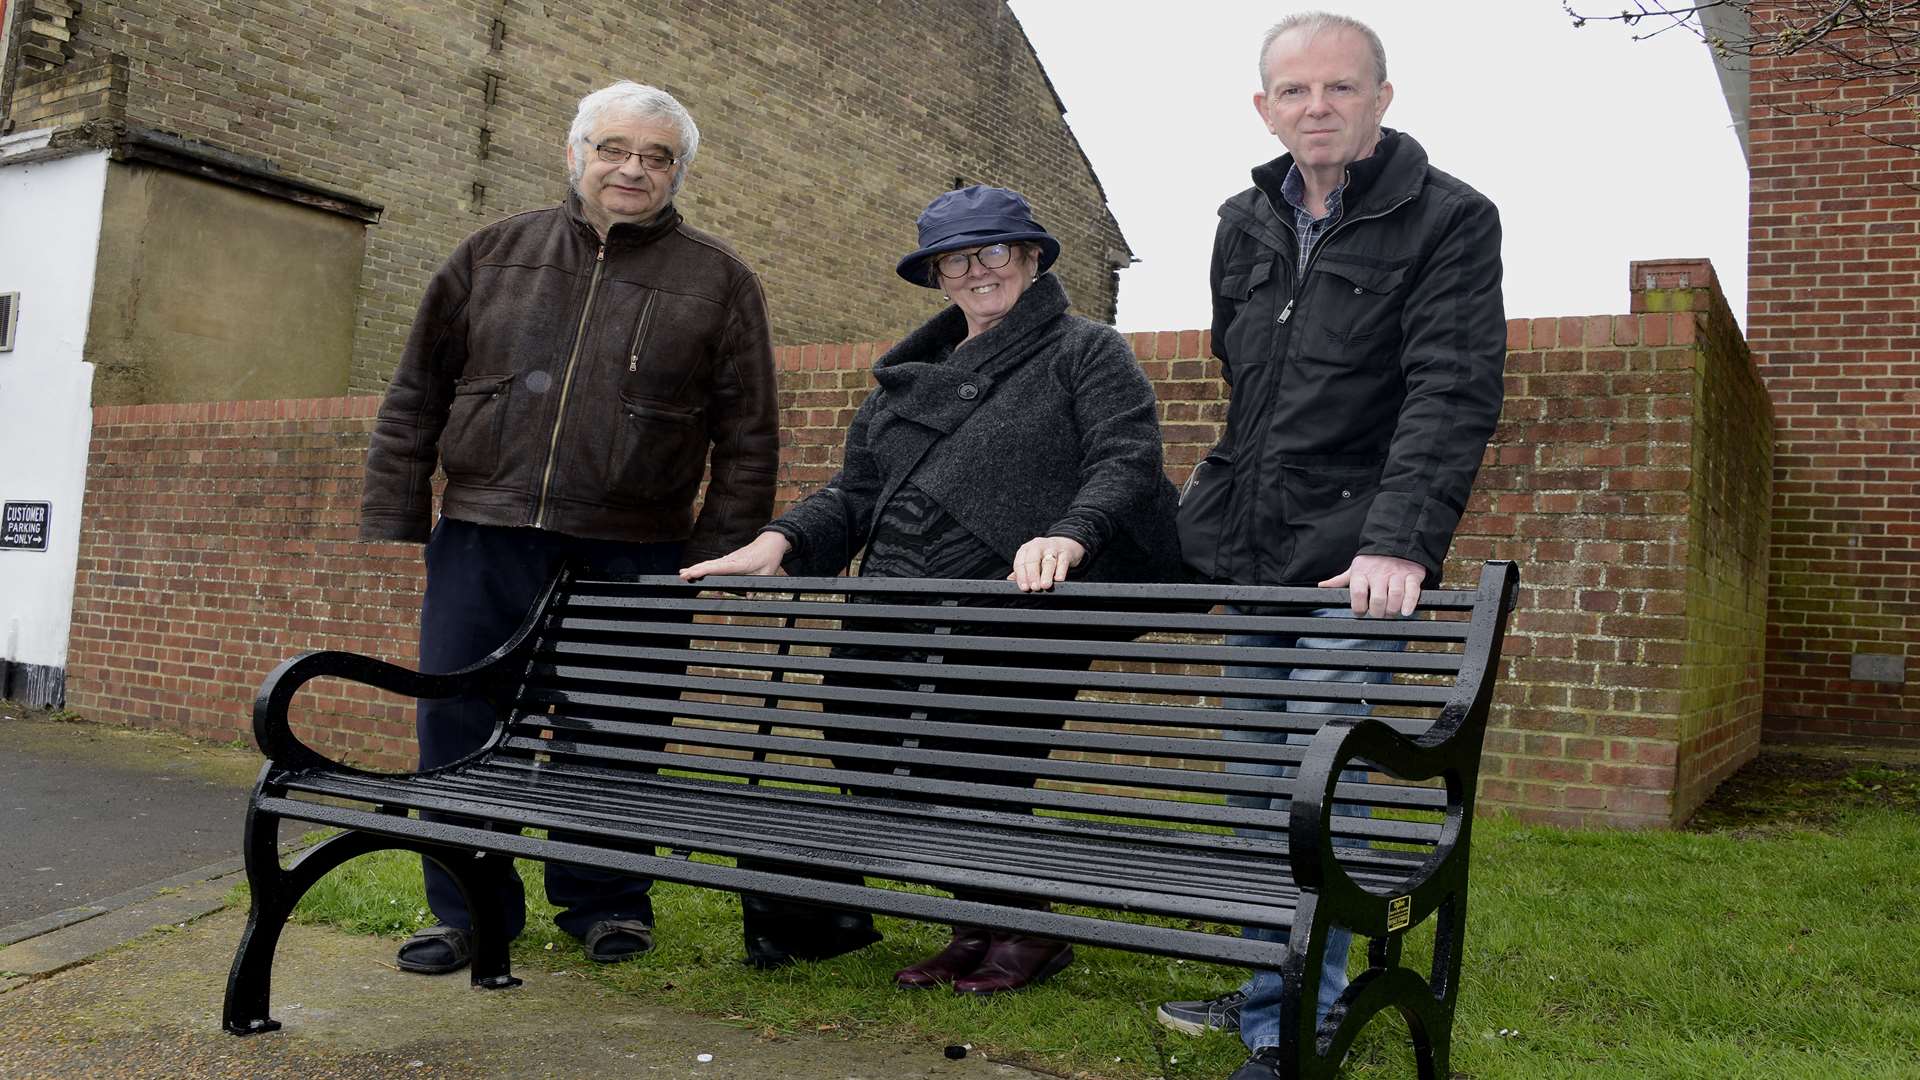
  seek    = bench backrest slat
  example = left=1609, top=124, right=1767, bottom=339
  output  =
left=554, top=615, right=1470, bottom=675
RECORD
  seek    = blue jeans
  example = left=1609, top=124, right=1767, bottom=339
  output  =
left=1224, top=606, right=1404, bottom=1054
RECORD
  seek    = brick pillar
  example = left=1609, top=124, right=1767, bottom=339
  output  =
left=1457, top=259, right=1772, bottom=826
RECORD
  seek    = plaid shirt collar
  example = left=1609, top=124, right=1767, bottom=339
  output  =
left=1279, top=162, right=1347, bottom=279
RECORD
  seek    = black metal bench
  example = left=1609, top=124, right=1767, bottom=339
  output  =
left=224, top=561, right=1518, bottom=1080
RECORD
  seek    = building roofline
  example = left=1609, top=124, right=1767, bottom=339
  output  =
left=2, top=120, right=382, bottom=221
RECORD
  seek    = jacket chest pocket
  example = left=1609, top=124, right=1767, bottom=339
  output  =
left=1303, top=259, right=1406, bottom=368
left=1218, top=258, right=1279, bottom=372
left=615, top=288, right=719, bottom=399
left=441, top=373, right=513, bottom=479
left=606, top=393, right=706, bottom=504
left=1219, top=258, right=1274, bottom=305
left=621, top=291, right=659, bottom=374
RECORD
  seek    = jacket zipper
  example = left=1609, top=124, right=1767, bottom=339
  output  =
left=626, top=291, right=657, bottom=373
left=534, top=242, right=606, bottom=528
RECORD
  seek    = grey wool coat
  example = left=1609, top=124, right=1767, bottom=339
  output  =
left=773, top=272, right=1182, bottom=582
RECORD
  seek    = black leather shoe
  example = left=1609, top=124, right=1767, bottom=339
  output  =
left=742, top=905, right=881, bottom=970
left=1227, top=1046, right=1285, bottom=1079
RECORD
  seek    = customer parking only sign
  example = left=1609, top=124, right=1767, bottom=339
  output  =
left=2, top=501, right=51, bottom=551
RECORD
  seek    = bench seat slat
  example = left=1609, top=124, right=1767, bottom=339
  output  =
left=466, top=761, right=1438, bottom=874
left=496, top=716, right=1453, bottom=812
left=264, top=785, right=1299, bottom=926
left=458, top=763, right=1433, bottom=884
left=482, top=738, right=1444, bottom=845
left=274, top=771, right=1429, bottom=921
left=258, top=795, right=1316, bottom=968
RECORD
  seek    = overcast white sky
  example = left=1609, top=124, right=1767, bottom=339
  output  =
left=1006, top=1, right=1749, bottom=333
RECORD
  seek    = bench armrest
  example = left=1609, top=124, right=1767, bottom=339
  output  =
left=1285, top=710, right=1482, bottom=936
left=251, top=650, right=509, bottom=777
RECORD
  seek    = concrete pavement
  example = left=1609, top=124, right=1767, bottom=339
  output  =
left=0, top=907, right=1038, bottom=1078
left=0, top=711, right=1045, bottom=1079
left=0, top=714, right=259, bottom=932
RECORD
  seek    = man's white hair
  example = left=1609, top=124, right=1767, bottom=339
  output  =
left=566, top=81, right=700, bottom=196
left=1258, top=12, right=1388, bottom=89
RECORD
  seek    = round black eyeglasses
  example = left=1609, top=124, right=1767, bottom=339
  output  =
left=934, top=243, right=1016, bottom=279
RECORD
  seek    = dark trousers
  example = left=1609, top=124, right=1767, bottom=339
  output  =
left=417, top=516, right=681, bottom=939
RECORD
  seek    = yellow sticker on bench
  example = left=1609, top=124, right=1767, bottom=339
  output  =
left=1387, top=895, right=1412, bottom=931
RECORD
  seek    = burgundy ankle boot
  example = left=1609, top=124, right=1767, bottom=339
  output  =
left=893, top=926, right=992, bottom=989
left=951, top=932, right=1073, bottom=994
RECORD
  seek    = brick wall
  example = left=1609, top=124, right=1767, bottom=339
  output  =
left=2, top=1, right=1126, bottom=391
left=67, top=261, right=1773, bottom=826
left=1452, top=261, right=1772, bottom=827
left=1746, top=6, right=1920, bottom=743
left=68, top=397, right=422, bottom=763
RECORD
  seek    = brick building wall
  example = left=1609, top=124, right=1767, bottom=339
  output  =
left=1745, top=7, right=1920, bottom=743
left=2, top=1, right=1127, bottom=392
left=66, top=262, right=1773, bottom=826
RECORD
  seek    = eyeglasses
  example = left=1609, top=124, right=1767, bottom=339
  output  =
left=592, top=143, right=677, bottom=172
left=933, top=243, right=1016, bottom=279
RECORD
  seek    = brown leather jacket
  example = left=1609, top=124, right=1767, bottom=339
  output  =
left=359, top=193, right=778, bottom=562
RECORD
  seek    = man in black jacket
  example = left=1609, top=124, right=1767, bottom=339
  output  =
left=359, top=81, right=778, bottom=976
left=1164, top=13, right=1504, bottom=1079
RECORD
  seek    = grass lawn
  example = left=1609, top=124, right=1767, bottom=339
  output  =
left=273, top=747, right=1920, bottom=1079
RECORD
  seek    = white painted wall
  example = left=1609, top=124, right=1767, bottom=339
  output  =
left=0, top=141, right=107, bottom=677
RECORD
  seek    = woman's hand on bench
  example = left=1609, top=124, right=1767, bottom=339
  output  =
left=680, top=531, right=792, bottom=581
left=1008, top=535, right=1086, bottom=592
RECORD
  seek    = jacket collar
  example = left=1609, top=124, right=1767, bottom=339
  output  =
left=1225, top=129, right=1427, bottom=245
left=870, top=272, right=1071, bottom=433
left=876, top=271, right=1070, bottom=375
left=564, top=190, right=683, bottom=248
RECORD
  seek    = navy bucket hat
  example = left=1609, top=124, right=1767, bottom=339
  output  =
left=895, top=185, right=1062, bottom=287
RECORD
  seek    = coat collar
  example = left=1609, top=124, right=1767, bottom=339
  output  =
left=1223, top=129, right=1427, bottom=247
left=870, top=272, right=1072, bottom=434
left=564, top=189, right=683, bottom=248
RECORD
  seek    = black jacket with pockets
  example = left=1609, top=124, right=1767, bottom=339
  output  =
left=1183, top=130, right=1505, bottom=586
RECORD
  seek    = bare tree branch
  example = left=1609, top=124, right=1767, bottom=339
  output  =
left=1568, top=0, right=1920, bottom=158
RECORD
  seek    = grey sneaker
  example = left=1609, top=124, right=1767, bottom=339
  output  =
left=1155, top=988, right=1246, bottom=1035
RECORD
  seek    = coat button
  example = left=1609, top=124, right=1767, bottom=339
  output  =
left=958, top=383, right=978, bottom=400
left=1353, top=286, right=1364, bottom=294
left=1340, top=489, right=1352, bottom=498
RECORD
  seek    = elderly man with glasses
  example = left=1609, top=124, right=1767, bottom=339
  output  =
left=359, top=80, right=777, bottom=976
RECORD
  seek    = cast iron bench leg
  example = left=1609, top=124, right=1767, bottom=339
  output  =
left=1287, top=893, right=1464, bottom=1080
left=223, top=822, right=524, bottom=1033
left=225, top=825, right=410, bottom=1034
left=222, top=808, right=293, bottom=1035
left=451, top=849, right=522, bottom=991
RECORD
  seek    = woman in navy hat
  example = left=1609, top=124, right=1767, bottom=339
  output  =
left=682, top=186, right=1180, bottom=993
